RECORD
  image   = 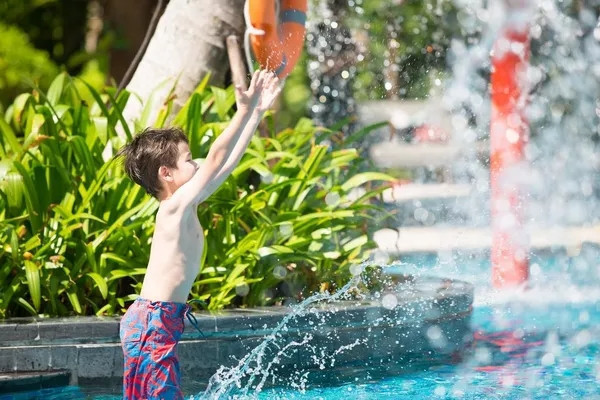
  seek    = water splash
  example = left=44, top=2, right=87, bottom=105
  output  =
left=195, top=262, right=372, bottom=400
left=446, top=0, right=600, bottom=228
left=194, top=262, right=472, bottom=399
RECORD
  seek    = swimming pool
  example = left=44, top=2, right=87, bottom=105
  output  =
left=256, top=303, right=600, bottom=399
left=2, top=250, right=599, bottom=399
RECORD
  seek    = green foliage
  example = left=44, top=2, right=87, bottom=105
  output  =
left=187, top=119, right=393, bottom=310
left=0, top=73, right=393, bottom=317
left=0, top=73, right=148, bottom=318
left=0, top=22, right=59, bottom=105
left=348, top=0, right=459, bottom=100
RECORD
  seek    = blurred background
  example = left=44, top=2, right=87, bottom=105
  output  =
left=0, top=0, right=459, bottom=128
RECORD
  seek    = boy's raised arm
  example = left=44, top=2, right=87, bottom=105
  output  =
left=175, top=70, right=281, bottom=207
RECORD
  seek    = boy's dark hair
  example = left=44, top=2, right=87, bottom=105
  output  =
left=117, top=127, right=189, bottom=198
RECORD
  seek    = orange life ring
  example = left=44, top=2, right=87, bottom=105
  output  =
left=248, top=0, right=307, bottom=79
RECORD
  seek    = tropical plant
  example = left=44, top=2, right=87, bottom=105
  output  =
left=0, top=73, right=151, bottom=318
left=0, top=72, right=393, bottom=318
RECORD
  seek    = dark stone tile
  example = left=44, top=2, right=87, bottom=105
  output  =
left=77, top=344, right=119, bottom=378
left=90, top=320, right=120, bottom=339
left=212, top=313, right=285, bottom=338
left=114, top=346, right=124, bottom=378
left=0, top=323, right=19, bottom=345
left=178, top=339, right=219, bottom=373
left=215, top=336, right=265, bottom=370
left=40, top=321, right=88, bottom=341
left=0, top=322, right=39, bottom=345
left=0, top=347, right=15, bottom=371
left=14, top=346, right=51, bottom=371
left=49, top=345, right=78, bottom=373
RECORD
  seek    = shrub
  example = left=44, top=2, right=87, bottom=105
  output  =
left=0, top=73, right=393, bottom=317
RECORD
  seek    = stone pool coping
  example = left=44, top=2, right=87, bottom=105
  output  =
left=0, top=275, right=474, bottom=393
left=375, top=225, right=600, bottom=254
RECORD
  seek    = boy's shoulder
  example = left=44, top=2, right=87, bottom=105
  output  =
left=156, top=196, right=197, bottom=222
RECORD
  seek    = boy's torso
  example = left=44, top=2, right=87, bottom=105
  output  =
left=140, top=200, right=204, bottom=304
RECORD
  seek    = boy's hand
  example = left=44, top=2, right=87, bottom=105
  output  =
left=235, top=70, right=282, bottom=114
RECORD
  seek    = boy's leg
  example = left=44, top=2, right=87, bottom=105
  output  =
left=120, top=298, right=186, bottom=399
left=143, top=302, right=186, bottom=399
left=141, top=339, right=183, bottom=398
left=120, top=299, right=147, bottom=399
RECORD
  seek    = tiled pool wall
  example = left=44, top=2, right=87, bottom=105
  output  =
left=0, top=276, right=473, bottom=394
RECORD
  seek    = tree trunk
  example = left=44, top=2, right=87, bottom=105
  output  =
left=123, top=0, right=245, bottom=129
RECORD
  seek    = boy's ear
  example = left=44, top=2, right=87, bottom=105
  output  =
left=158, top=165, right=174, bottom=182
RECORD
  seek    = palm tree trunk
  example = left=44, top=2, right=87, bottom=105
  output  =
left=123, top=0, right=245, bottom=129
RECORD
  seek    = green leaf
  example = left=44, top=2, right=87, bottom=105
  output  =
left=96, top=303, right=113, bottom=316
left=108, top=268, right=147, bottom=281
left=17, top=298, right=37, bottom=316
left=91, top=201, right=148, bottom=249
left=257, top=245, right=294, bottom=258
left=295, top=210, right=354, bottom=221
left=104, top=88, right=133, bottom=139
left=194, top=277, right=225, bottom=286
left=341, top=172, right=396, bottom=192
left=0, top=118, right=22, bottom=156
left=342, top=235, right=368, bottom=252
left=11, top=93, right=33, bottom=129
left=24, top=234, right=41, bottom=251
left=24, top=260, right=41, bottom=311
left=173, top=73, right=211, bottom=126
left=77, top=78, right=132, bottom=141
left=92, top=117, right=108, bottom=144
left=226, top=263, right=250, bottom=283
left=0, top=160, right=9, bottom=180
left=138, top=77, right=175, bottom=131
left=66, top=287, right=82, bottom=314
left=13, top=161, right=42, bottom=232
left=22, top=113, right=46, bottom=149
left=87, top=272, right=108, bottom=299
left=211, top=86, right=235, bottom=120
left=1, top=172, right=25, bottom=213
left=344, top=121, right=388, bottom=145
left=289, top=145, right=327, bottom=198
left=323, top=251, right=341, bottom=259
left=85, top=243, right=98, bottom=273
left=46, top=72, right=66, bottom=105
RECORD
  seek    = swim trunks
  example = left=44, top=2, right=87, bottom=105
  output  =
left=119, top=297, right=189, bottom=399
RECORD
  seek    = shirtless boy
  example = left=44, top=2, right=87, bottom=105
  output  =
left=117, top=70, right=281, bottom=399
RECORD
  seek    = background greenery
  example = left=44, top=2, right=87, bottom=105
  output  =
left=0, top=73, right=393, bottom=317
left=0, top=0, right=461, bottom=121
left=0, top=0, right=456, bottom=317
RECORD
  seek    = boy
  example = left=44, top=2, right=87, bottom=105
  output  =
left=117, top=70, right=281, bottom=399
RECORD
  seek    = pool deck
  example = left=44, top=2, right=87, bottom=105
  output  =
left=374, top=224, right=600, bottom=254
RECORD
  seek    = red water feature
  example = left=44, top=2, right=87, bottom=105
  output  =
left=490, top=14, right=531, bottom=288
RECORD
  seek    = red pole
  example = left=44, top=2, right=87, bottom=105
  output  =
left=490, top=17, right=530, bottom=287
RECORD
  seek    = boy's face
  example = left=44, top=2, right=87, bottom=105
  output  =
left=169, top=142, right=198, bottom=191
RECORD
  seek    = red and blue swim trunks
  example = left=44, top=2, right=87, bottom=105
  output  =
left=119, top=297, right=191, bottom=399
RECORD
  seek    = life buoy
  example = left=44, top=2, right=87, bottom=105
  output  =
left=247, top=0, right=307, bottom=79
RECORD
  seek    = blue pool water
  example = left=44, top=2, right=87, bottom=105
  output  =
left=2, top=250, right=600, bottom=399
left=257, top=304, right=600, bottom=399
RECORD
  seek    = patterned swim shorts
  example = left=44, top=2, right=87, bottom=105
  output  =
left=120, top=297, right=190, bottom=399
